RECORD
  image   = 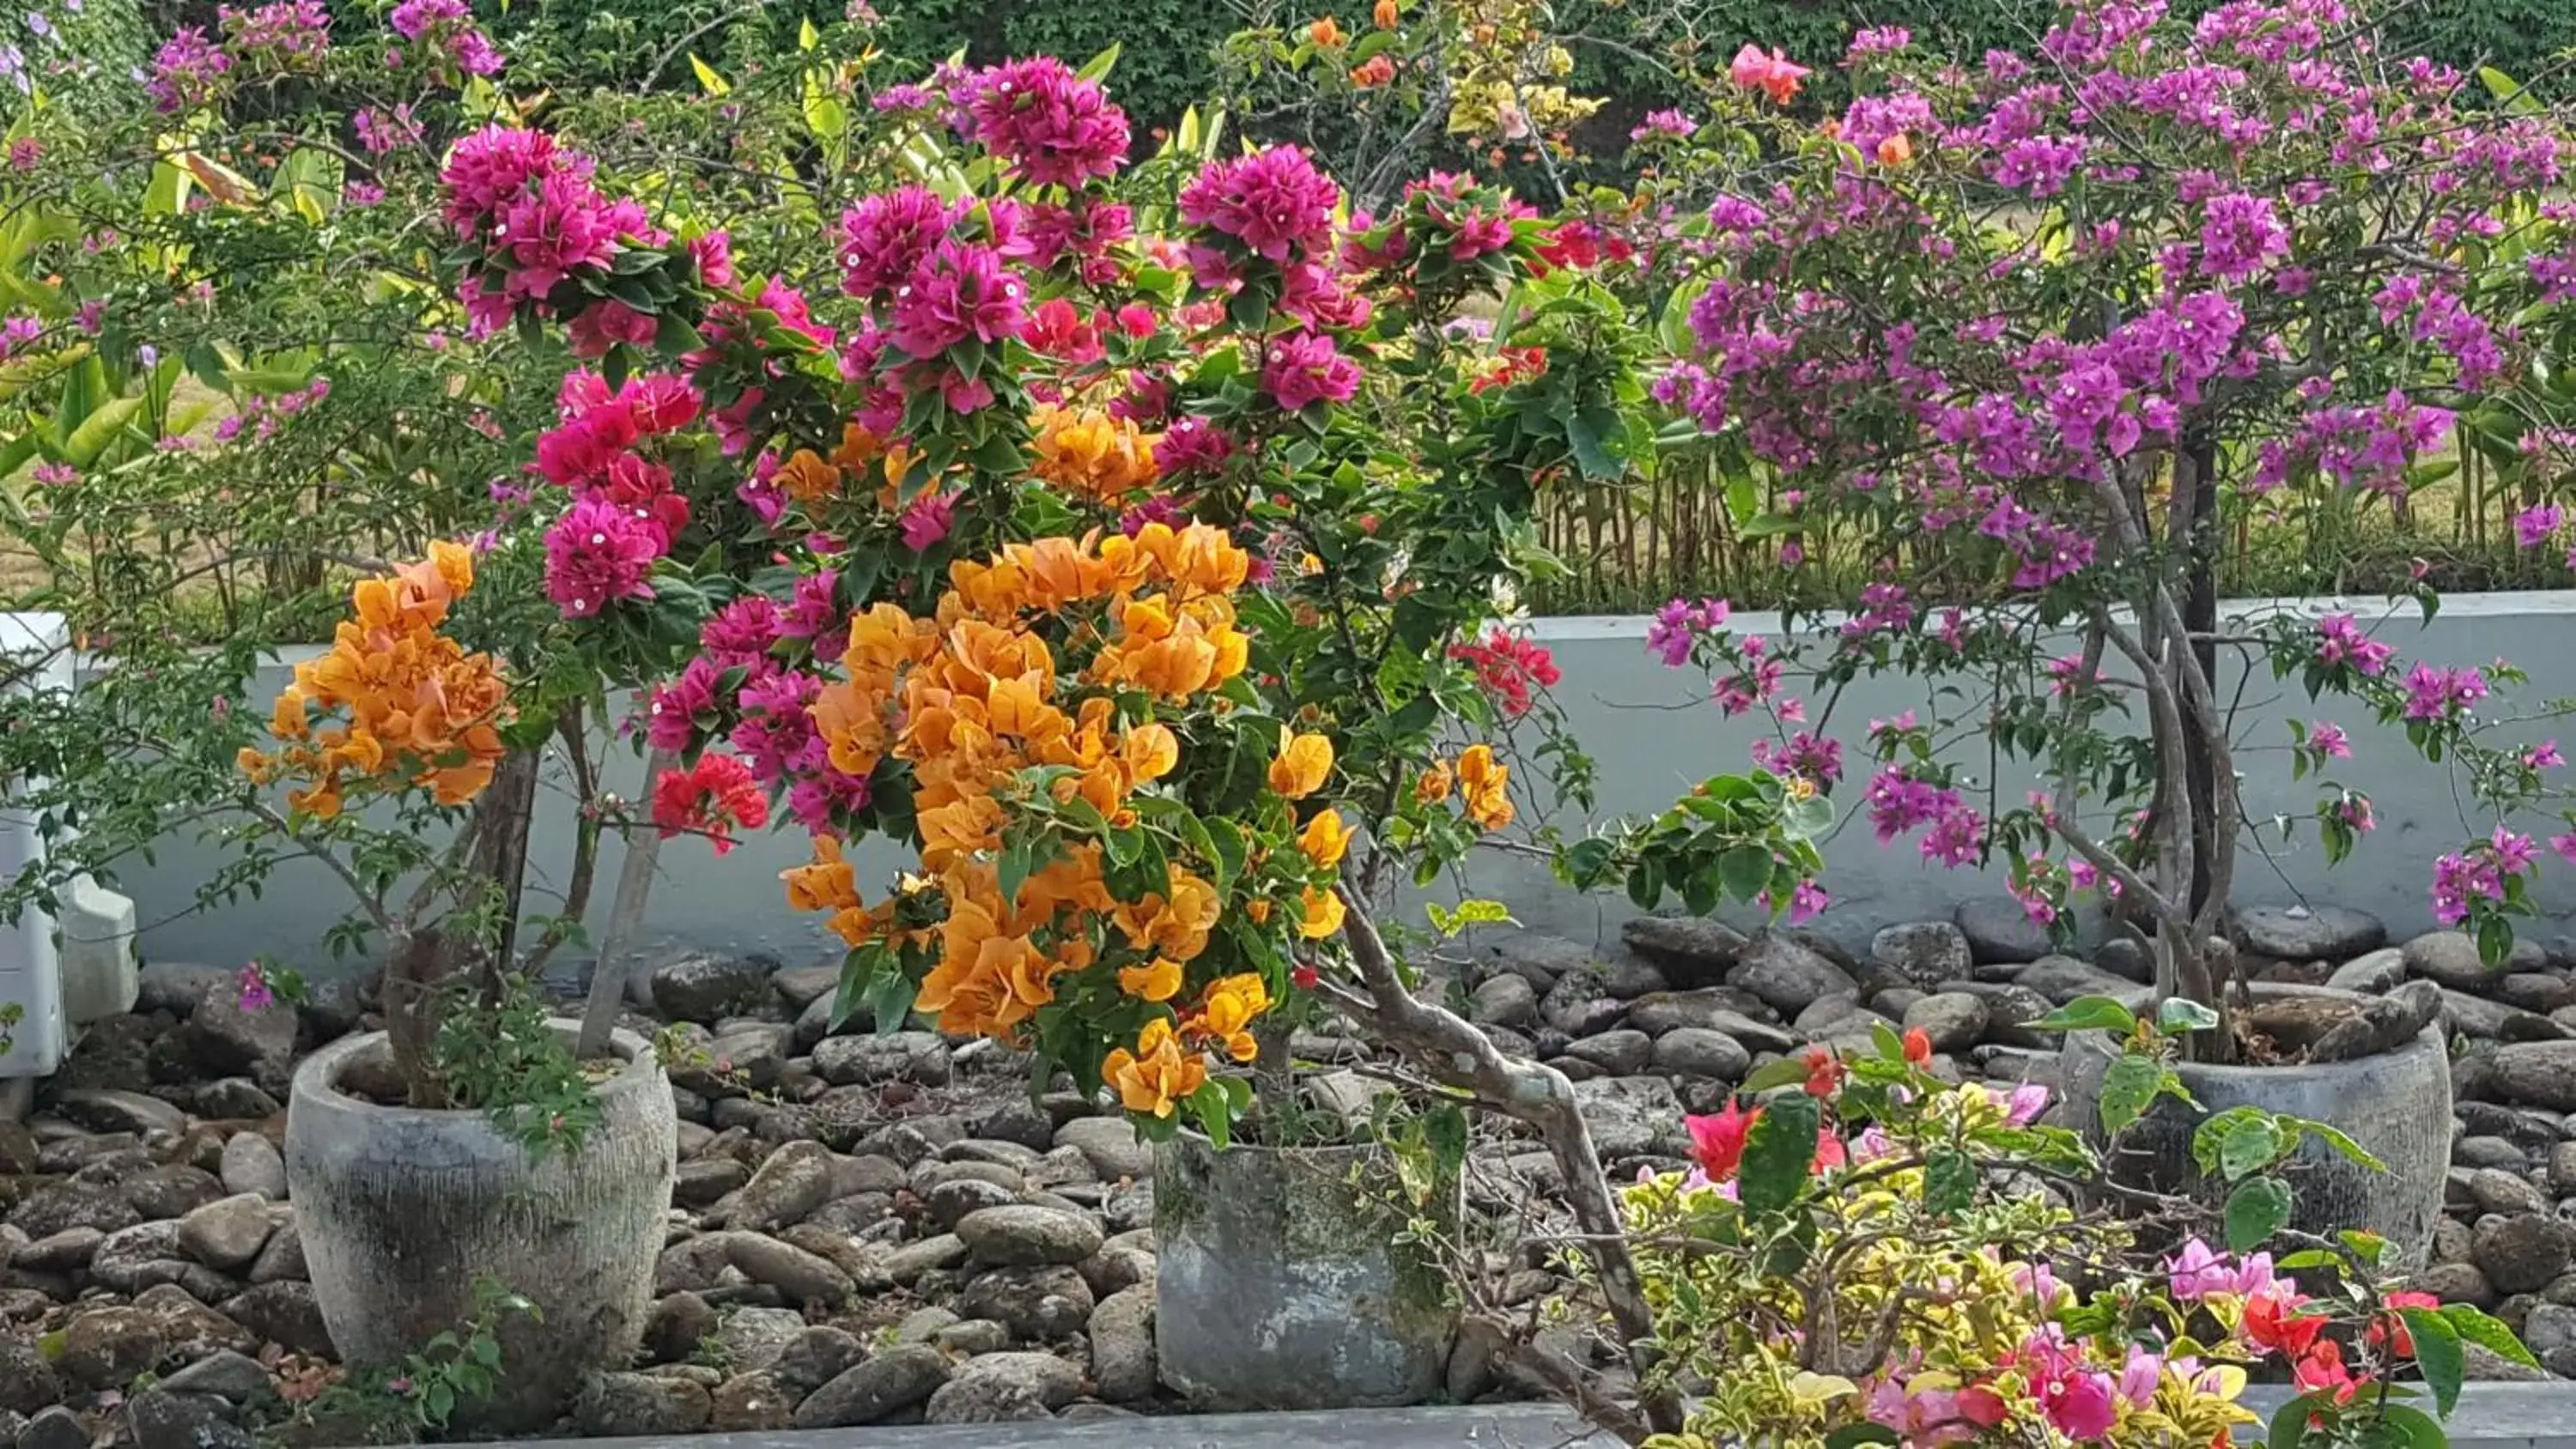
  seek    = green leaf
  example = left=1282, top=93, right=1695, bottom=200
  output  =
left=2440, top=1304, right=2542, bottom=1372
left=1739, top=1057, right=1812, bottom=1096
left=2217, top=1112, right=2288, bottom=1181
left=2297, top=1119, right=2385, bottom=1173
left=59, top=396, right=143, bottom=468
left=2156, top=997, right=2221, bottom=1035
left=863, top=961, right=918, bottom=1036
left=2402, top=1307, right=2464, bottom=1416
left=2223, top=1177, right=2293, bottom=1252
left=1563, top=410, right=1619, bottom=481
left=2475, top=912, right=2518, bottom=969
left=1189, top=1080, right=1231, bottom=1150
left=999, top=835, right=1037, bottom=906
left=1077, top=42, right=1122, bottom=82
left=690, top=54, right=732, bottom=96
left=1716, top=844, right=1772, bottom=905
left=2266, top=1393, right=2317, bottom=1449
left=2096, top=1052, right=2165, bottom=1138
left=799, top=15, right=820, bottom=48
left=1738, top=1092, right=1820, bottom=1216
left=1924, top=1149, right=1975, bottom=1216
left=2375, top=1404, right=2450, bottom=1449
left=1824, top=1427, right=1899, bottom=1449
left=2035, top=996, right=2139, bottom=1034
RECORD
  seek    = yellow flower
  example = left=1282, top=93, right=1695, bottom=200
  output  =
left=1414, top=761, right=1452, bottom=803
left=1298, top=807, right=1353, bottom=870
left=1199, top=973, right=1271, bottom=1037
left=1457, top=743, right=1513, bottom=832
left=1268, top=729, right=1334, bottom=799
left=1102, top=1018, right=1208, bottom=1118
left=1297, top=884, right=1346, bottom=939
left=1195, top=973, right=1272, bottom=1063
left=1118, top=956, right=1185, bottom=1003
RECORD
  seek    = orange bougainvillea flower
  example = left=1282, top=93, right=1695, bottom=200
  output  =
left=1729, top=43, right=1809, bottom=105
left=1415, top=761, right=1453, bottom=803
left=1373, top=0, right=1398, bottom=26
left=775, top=447, right=841, bottom=503
left=1309, top=15, right=1345, bottom=46
left=1298, top=807, right=1353, bottom=870
left=1456, top=743, right=1513, bottom=831
left=1297, top=884, right=1346, bottom=940
left=1030, top=406, right=1160, bottom=503
left=1876, top=132, right=1914, bottom=166
left=1351, top=54, right=1396, bottom=88
left=1118, top=955, right=1185, bottom=1003
left=1193, top=973, right=1273, bottom=1061
left=241, top=541, right=508, bottom=819
left=1269, top=729, right=1334, bottom=798
left=1103, top=1017, right=1209, bottom=1118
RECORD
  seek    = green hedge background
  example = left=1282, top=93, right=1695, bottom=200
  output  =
left=117, top=1, right=2576, bottom=154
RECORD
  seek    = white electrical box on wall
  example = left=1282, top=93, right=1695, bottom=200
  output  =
left=0, top=612, right=136, bottom=1082
left=0, top=612, right=73, bottom=1076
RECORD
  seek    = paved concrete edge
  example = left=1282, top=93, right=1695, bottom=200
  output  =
left=508, top=1385, right=2576, bottom=1449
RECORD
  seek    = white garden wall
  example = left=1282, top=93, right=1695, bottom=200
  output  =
left=106, top=590, right=2576, bottom=976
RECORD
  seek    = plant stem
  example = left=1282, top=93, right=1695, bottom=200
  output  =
left=575, top=747, right=676, bottom=1059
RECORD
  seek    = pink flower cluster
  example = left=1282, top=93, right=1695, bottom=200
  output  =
left=535, top=372, right=702, bottom=618
left=218, top=2, right=331, bottom=74
left=1260, top=330, right=1359, bottom=411
left=389, top=0, right=502, bottom=80
left=2432, top=828, right=2536, bottom=926
left=1866, top=767, right=1986, bottom=868
left=2311, top=612, right=2396, bottom=676
left=440, top=127, right=666, bottom=334
left=2399, top=660, right=2488, bottom=721
left=1180, top=145, right=1340, bottom=264
left=146, top=27, right=230, bottom=112
left=965, top=57, right=1130, bottom=188
left=1647, top=597, right=1728, bottom=667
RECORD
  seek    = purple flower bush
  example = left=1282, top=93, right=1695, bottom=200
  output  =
left=1627, top=0, right=2576, bottom=1038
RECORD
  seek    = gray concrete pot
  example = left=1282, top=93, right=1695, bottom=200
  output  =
left=284, top=1021, right=676, bottom=1432
left=1154, top=1133, right=1461, bottom=1410
left=2058, top=994, right=2450, bottom=1266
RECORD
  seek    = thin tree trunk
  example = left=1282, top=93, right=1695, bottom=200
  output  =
left=1327, top=882, right=1682, bottom=1442
left=576, top=747, right=678, bottom=1059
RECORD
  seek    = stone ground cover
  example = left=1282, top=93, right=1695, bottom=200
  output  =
left=9, top=889, right=2576, bottom=1442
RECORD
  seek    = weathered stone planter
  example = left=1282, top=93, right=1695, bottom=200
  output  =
left=284, top=1021, right=676, bottom=1431
left=1154, top=1133, right=1461, bottom=1410
left=2059, top=997, right=2450, bottom=1265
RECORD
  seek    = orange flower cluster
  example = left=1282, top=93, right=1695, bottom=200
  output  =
left=788, top=523, right=1273, bottom=1113
left=239, top=542, right=509, bottom=818
left=1029, top=406, right=1160, bottom=504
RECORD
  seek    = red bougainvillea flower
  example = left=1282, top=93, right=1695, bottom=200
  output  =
left=1902, top=1026, right=1934, bottom=1066
left=2244, top=1286, right=2325, bottom=1360
left=1447, top=627, right=1560, bottom=717
left=653, top=753, right=769, bottom=855
left=2292, top=1338, right=2362, bottom=1405
left=1801, top=1044, right=1845, bottom=1098
left=2366, top=1290, right=2441, bottom=1356
left=1685, top=1099, right=1759, bottom=1180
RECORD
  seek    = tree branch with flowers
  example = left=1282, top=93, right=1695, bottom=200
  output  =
left=1614, top=0, right=2576, bottom=1062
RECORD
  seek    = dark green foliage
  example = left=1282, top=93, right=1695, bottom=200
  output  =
left=407, top=0, right=2576, bottom=148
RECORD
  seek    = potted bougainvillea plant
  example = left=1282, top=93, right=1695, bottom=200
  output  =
left=1572, top=0, right=2576, bottom=1268
left=436, top=23, right=1679, bottom=1410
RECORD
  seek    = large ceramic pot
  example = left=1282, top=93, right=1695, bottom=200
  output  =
left=1154, top=1132, right=1461, bottom=1410
left=285, top=1021, right=676, bottom=1431
left=2058, top=992, right=2450, bottom=1265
